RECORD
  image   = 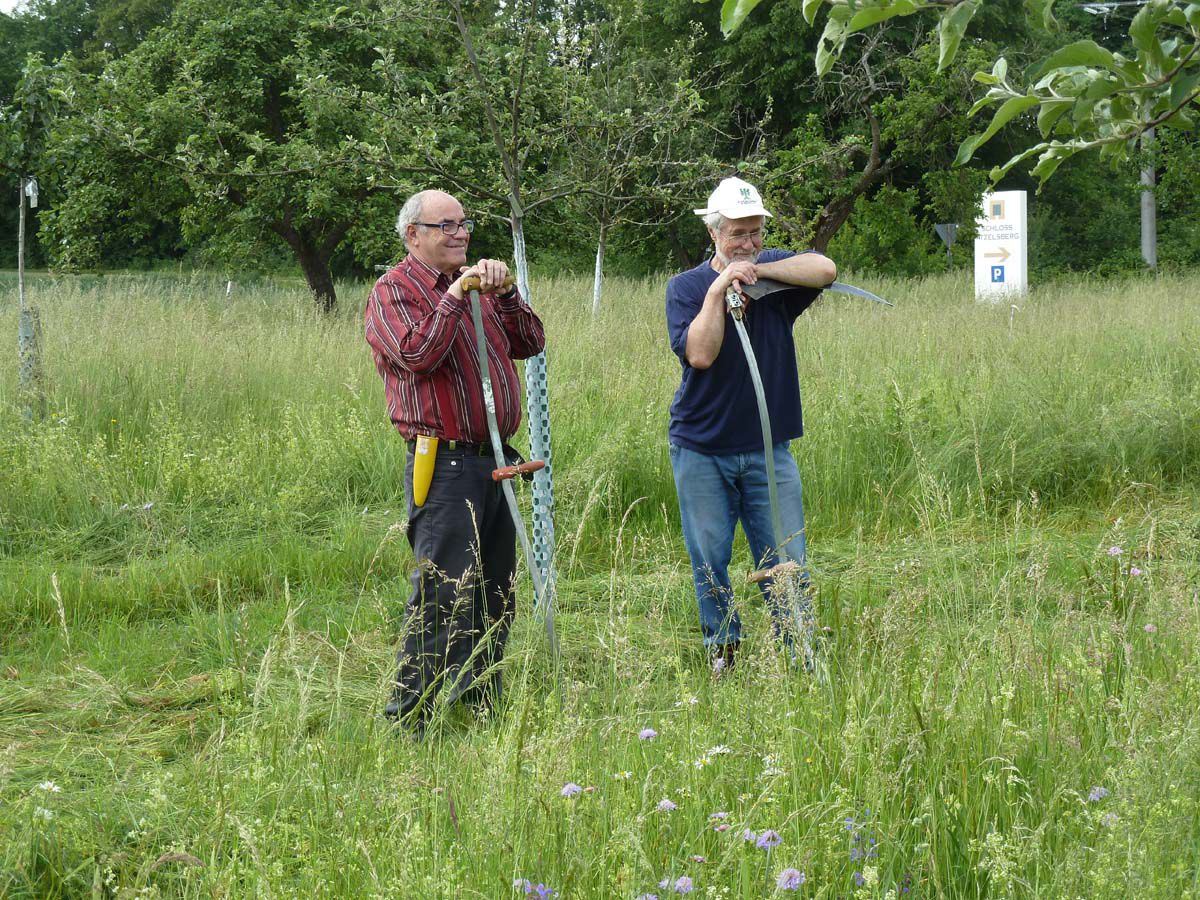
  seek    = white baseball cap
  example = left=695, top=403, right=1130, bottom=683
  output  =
left=693, top=176, right=773, bottom=220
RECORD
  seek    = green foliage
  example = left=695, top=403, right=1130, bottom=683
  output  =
left=42, top=0, right=399, bottom=308
left=721, top=0, right=1200, bottom=187
left=764, top=38, right=991, bottom=258
left=1026, top=153, right=1144, bottom=275
left=0, top=55, right=61, bottom=177
left=826, top=186, right=945, bottom=275
left=3, top=0, right=1197, bottom=282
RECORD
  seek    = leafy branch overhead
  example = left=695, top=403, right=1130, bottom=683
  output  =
left=721, top=0, right=1200, bottom=184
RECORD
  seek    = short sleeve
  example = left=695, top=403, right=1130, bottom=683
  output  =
left=666, top=273, right=704, bottom=363
left=760, top=248, right=822, bottom=321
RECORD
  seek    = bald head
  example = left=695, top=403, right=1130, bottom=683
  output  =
left=396, top=190, right=458, bottom=248
left=398, top=189, right=471, bottom=276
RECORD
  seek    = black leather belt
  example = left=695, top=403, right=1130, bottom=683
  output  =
left=406, top=438, right=492, bottom=457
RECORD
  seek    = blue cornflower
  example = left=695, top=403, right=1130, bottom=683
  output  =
left=756, top=830, right=782, bottom=850
left=513, top=879, right=556, bottom=898
left=853, top=871, right=866, bottom=887
left=776, top=868, right=805, bottom=890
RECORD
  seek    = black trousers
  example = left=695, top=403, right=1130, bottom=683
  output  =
left=390, top=446, right=517, bottom=726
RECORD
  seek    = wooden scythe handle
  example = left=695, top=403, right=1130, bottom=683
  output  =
left=492, top=460, right=545, bottom=482
left=461, top=274, right=517, bottom=292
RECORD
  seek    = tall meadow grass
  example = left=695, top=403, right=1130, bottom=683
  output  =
left=0, top=269, right=1198, bottom=898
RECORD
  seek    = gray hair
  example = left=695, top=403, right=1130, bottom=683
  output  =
left=396, top=191, right=431, bottom=248
left=703, top=211, right=725, bottom=232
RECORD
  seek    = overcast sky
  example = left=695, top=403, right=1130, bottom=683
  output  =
left=1, top=0, right=24, bottom=13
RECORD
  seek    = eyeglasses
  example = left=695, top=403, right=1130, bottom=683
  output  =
left=416, top=219, right=475, bottom=235
left=723, top=227, right=763, bottom=243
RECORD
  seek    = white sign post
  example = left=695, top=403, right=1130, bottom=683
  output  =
left=974, top=190, right=1028, bottom=301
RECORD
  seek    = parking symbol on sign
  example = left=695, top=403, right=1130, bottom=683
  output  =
left=991, top=265, right=1005, bottom=283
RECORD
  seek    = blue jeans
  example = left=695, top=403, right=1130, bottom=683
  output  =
left=669, top=441, right=808, bottom=648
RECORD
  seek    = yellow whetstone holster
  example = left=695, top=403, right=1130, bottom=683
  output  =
left=411, top=434, right=438, bottom=506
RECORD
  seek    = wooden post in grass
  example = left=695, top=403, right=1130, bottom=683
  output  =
left=17, top=175, right=45, bottom=422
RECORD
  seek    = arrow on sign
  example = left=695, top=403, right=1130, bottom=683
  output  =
left=984, top=246, right=1012, bottom=262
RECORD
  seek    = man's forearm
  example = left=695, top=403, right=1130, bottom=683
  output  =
left=496, top=293, right=546, bottom=359
left=757, top=252, right=837, bottom=287
left=684, top=288, right=728, bottom=369
left=366, top=290, right=466, bottom=374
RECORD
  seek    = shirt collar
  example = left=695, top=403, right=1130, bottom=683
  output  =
left=403, top=253, right=453, bottom=292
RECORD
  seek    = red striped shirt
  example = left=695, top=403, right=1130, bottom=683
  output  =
left=364, top=254, right=545, bottom=441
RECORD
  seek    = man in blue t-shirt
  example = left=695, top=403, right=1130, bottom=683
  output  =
left=666, top=176, right=836, bottom=672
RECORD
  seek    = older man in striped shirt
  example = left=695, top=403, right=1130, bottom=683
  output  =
left=365, top=189, right=545, bottom=734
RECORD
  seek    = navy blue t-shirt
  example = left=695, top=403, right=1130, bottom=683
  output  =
left=666, top=249, right=822, bottom=455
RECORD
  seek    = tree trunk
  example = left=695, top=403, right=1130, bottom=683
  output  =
left=811, top=114, right=895, bottom=253
left=296, top=240, right=337, bottom=314
left=1140, top=128, right=1157, bottom=268
left=667, top=221, right=700, bottom=270
left=811, top=197, right=857, bottom=254
left=17, top=177, right=44, bottom=422
left=591, top=222, right=607, bottom=316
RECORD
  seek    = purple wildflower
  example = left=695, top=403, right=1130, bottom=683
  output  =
left=636, top=895, right=659, bottom=900
left=513, top=881, right=555, bottom=898
left=1144, top=623, right=1157, bottom=633
left=756, top=830, right=783, bottom=850
left=1100, top=812, right=1119, bottom=828
left=560, top=782, right=583, bottom=798
left=657, top=798, right=678, bottom=813
left=1088, top=786, right=1109, bottom=802
left=673, top=876, right=694, bottom=894
left=690, top=855, right=706, bottom=864
left=513, top=879, right=556, bottom=897
left=639, top=728, right=658, bottom=740
left=1107, top=546, right=1123, bottom=556
left=776, top=868, right=806, bottom=890
left=713, top=823, right=730, bottom=833
left=742, top=829, right=757, bottom=842
left=709, top=811, right=730, bottom=821
left=853, top=871, right=866, bottom=887
left=1129, top=566, right=1142, bottom=576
